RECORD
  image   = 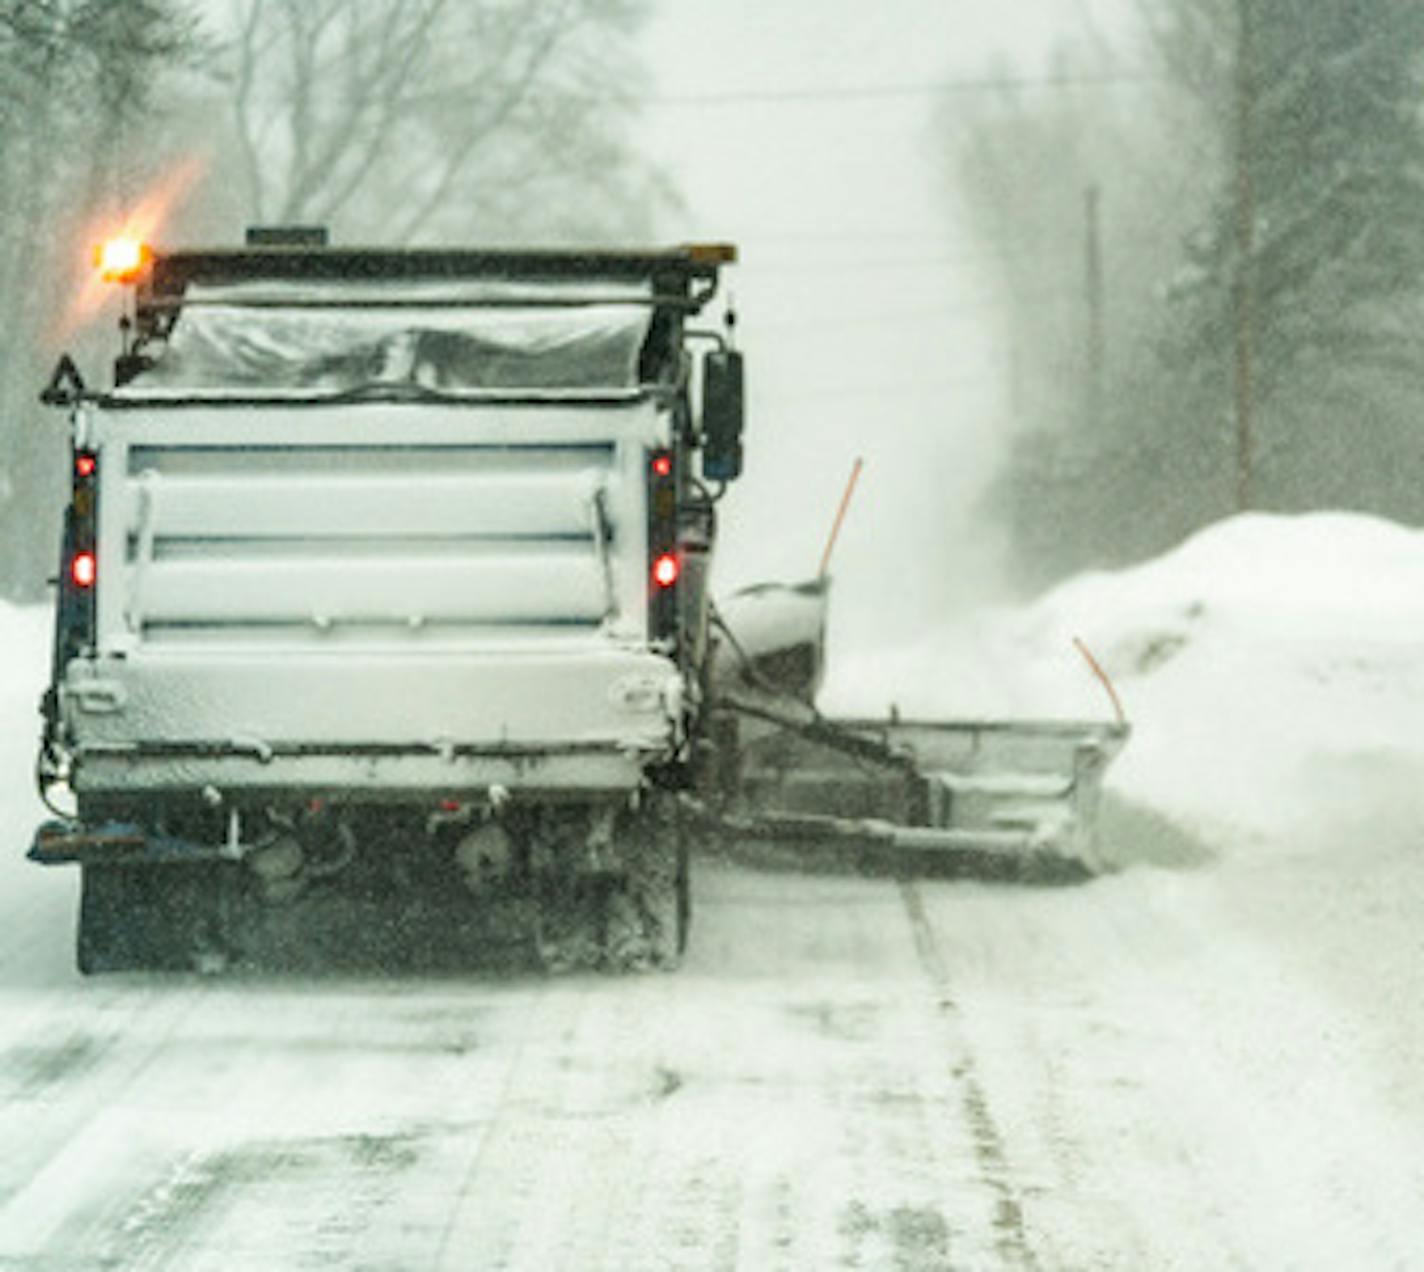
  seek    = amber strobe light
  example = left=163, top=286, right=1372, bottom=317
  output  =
left=95, top=237, right=151, bottom=283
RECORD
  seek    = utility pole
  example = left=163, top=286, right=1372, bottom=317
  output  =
left=1232, top=0, right=1257, bottom=511
left=1084, top=183, right=1104, bottom=430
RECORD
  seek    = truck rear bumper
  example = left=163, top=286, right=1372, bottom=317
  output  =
left=63, top=646, right=681, bottom=750
left=61, top=644, right=683, bottom=799
left=70, top=740, right=654, bottom=799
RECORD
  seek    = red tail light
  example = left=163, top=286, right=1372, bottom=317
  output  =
left=71, top=551, right=96, bottom=589
left=652, top=552, right=680, bottom=589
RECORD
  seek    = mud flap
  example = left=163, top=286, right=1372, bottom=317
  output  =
left=77, top=861, right=239, bottom=974
left=532, top=793, right=689, bottom=973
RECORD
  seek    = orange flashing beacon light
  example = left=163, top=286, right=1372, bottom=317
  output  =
left=95, top=237, right=151, bottom=283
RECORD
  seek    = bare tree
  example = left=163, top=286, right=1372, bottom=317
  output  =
left=212, top=0, right=669, bottom=244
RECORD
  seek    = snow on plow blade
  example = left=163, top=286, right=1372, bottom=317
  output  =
left=711, top=699, right=1129, bottom=878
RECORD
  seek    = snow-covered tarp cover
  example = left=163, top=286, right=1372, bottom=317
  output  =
left=123, top=278, right=655, bottom=394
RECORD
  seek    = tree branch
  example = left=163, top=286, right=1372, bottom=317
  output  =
left=395, top=0, right=574, bottom=242
left=231, top=0, right=269, bottom=220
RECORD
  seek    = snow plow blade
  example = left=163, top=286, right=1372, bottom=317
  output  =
left=706, top=697, right=1128, bottom=878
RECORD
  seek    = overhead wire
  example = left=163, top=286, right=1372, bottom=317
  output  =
left=643, top=70, right=1160, bottom=108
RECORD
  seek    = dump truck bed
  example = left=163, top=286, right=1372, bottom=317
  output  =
left=64, top=396, right=680, bottom=799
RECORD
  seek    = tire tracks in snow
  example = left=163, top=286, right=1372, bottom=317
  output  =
left=431, top=977, right=549, bottom=1270
left=432, top=974, right=658, bottom=1270
left=0, top=981, right=212, bottom=1256
left=897, top=879, right=1041, bottom=1272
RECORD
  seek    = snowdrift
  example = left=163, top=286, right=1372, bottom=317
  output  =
left=824, top=511, right=1424, bottom=850
left=0, top=603, right=53, bottom=864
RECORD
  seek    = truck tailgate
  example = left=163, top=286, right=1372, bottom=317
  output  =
left=66, top=398, right=678, bottom=792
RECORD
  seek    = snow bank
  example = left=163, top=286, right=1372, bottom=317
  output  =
left=0, top=603, right=53, bottom=873
left=824, top=512, right=1424, bottom=846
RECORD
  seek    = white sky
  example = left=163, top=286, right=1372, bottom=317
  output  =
left=636, top=0, right=1132, bottom=650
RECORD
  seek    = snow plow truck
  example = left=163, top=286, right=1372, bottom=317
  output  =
left=30, top=230, right=1127, bottom=974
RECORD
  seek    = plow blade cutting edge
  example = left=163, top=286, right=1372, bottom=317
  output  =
left=703, top=693, right=1129, bottom=878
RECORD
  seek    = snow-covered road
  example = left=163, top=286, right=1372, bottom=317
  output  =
left=2, top=840, right=1420, bottom=1269
left=5, top=512, right=1424, bottom=1268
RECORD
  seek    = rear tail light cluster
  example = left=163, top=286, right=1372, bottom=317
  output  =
left=55, top=449, right=99, bottom=662
left=648, top=450, right=678, bottom=636
left=70, top=452, right=97, bottom=592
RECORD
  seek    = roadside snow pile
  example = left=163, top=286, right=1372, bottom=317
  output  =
left=0, top=602, right=51, bottom=853
left=824, top=512, right=1424, bottom=847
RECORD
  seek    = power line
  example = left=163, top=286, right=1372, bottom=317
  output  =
left=755, top=303, right=1006, bottom=331
left=707, top=223, right=1177, bottom=265
left=761, top=375, right=1004, bottom=404
left=732, top=228, right=955, bottom=243
left=752, top=301, right=1061, bottom=331
left=752, top=255, right=975, bottom=274
left=645, top=70, right=1159, bottom=108
left=747, top=241, right=1171, bottom=274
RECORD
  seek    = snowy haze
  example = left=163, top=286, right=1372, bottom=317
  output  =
left=635, top=0, right=1135, bottom=656
left=12, top=8, right=1424, bottom=1263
